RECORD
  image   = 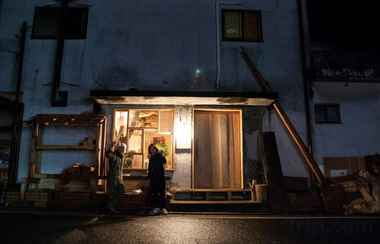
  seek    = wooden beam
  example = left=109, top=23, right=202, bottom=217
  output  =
left=240, top=47, right=273, bottom=92
left=35, top=145, right=96, bottom=151
left=240, top=46, right=326, bottom=186
left=272, top=102, right=325, bottom=186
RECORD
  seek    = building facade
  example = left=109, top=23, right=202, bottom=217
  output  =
left=0, top=0, right=313, bottom=193
left=301, top=0, right=380, bottom=177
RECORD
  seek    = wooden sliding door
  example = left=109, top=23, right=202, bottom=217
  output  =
left=193, top=110, right=242, bottom=189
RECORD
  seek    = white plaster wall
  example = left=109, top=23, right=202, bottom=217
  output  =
left=262, top=109, right=309, bottom=177
left=313, top=83, right=380, bottom=167
left=0, top=0, right=308, bottom=181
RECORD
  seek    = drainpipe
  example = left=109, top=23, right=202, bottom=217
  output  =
left=297, top=0, right=314, bottom=154
left=215, top=0, right=221, bottom=89
left=8, top=22, right=27, bottom=186
left=51, top=0, right=67, bottom=106
left=215, top=1, right=244, bottom=89
left=0, top=0, right=3, bottom=25
left=0, top=0, right=3, bottom=26
left=16, top=22, right=27, bottom=103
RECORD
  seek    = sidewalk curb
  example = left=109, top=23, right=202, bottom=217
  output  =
left=1, top=208, right=380, bottom=220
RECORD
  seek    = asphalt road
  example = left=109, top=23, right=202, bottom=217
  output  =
left=0, top=213, right=379, bottom=244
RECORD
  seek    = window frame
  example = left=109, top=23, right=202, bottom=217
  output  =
left=112, top=108, right=175, bottom=171
left=31, top=6, right=89, bottom=40
left=221, top=9, right=264, bottom=42
left=314, top=104, right=342, bottom=124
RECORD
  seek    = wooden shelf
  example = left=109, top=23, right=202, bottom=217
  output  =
left=35, top=114, right=105, bottom=127
left=29, top=114, right=107, bottom=187
left=36, top=145, right=96, bottom=151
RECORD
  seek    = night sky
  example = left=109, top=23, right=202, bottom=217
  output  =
left=307, top=1, right=379, bottom=50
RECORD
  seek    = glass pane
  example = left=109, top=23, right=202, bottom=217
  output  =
left=144, top=131, right=173, bottom=170
left=33, top=8, right=58, bottom=37
left=129, top=110, right=159, bottom=128
left=223, top=11, right=242, bottom=39
left=113, top=111, right=128, bottom=144
left=244, top=12, right=261, bottom=41
left=315, top=105, right=326, bottom=123
left=159, top=110, right=174, bottom=133
left=327, top=106, right=340, bottom=122
left=130, top=154, right=143, bottom=169
left=127, top=129, right=142, bottom=153
left=65, top=8, right=88, bottom=38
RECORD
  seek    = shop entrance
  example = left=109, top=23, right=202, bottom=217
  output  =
left=193, top=109, right=243, bottom=189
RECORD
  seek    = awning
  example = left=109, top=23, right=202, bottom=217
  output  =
left=90, top=90, right=277, bottom=106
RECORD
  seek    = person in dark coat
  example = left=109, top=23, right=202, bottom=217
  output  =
left=147, top=144, right=168, bottom=215
left=106, top=143, right=125, bottom=214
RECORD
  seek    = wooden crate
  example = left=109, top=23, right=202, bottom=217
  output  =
left=324, top=157, right=366, bottom=177
left=25, top=191, right=54, bottom=208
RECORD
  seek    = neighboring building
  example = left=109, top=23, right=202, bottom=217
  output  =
left=300, top=0, right=380, bottom=174
left=0, top=0, right=310, bottom=194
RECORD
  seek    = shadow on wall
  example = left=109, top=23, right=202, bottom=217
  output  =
left=93, top=64, right=215, bottom=90
left=93, top=64, right=140, bottom=89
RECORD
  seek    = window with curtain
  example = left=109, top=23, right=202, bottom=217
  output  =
left=222, top=10, right=263, bottom=42
left=194, top=110, right=242, bottom=189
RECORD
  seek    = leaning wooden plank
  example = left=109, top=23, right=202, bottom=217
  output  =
left=272, top=102, right=325, bottom=186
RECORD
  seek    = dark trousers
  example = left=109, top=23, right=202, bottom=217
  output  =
left=150, top=185, right=166, bottom=209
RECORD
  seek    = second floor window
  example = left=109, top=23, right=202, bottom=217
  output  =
left=32, top=7, right=89, bottom=39
left=315, top=104, right=341, bottom=124
left=222, top=10, right=263, bottom=42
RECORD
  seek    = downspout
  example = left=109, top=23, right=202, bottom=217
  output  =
left=8, top=22, right=27, bottom=186
left=215, top=1, right=244, bottom=89
left=0, top=0, right=3, bottom=26
left=215, top=0, right=221, bottom=89
left=51, top=0, right=67, bottom=106
left=15, top=22, right=27, bottom=103
left=297, top=0, right=314, bottom=154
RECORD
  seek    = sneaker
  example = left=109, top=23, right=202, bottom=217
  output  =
left=107, top=203, right=120, bottom=214
left=149, top=208, right=161, bottom=216
left=160, top=208, right=169, bottom=215
left=108, top=206, right=120, bottom=214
